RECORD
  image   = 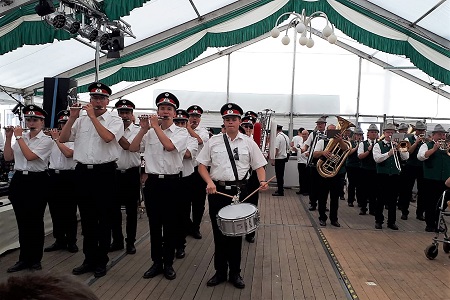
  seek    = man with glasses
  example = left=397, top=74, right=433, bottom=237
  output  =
left=197, top=103, right=268, bottom=289
left=4, top=105, right=53, bottom=273
left=59, top=82, right=124, bottom=278
left=185, top=105, right=209, bottom=239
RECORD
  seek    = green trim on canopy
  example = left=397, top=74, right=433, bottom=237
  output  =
left=102, top=0, right=151, bottom=21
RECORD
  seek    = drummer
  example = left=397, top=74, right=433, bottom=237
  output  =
left=197, top=103, right=268, bottom=289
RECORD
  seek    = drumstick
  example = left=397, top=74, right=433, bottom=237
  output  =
left=240, top=176, right=276, bottom=203
left=215, top=191, right=236, bottom=199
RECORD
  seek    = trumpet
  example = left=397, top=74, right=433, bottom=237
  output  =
left=437, top=139, right=450, bottom=155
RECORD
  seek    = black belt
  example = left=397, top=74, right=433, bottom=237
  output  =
left=148, top=173, right=181, bottom=179
left=214, top=180, right=248, bottom=187
left=116, top=166, right=140, bottom=174
left=77, top=161, right=117, bottom=170
left=15, top=170, right=46, bottom=176
left=49, top=169, right=74, bottom=174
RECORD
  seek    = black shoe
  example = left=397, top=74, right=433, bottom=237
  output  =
left=143, top=263, right=163, bottom=279
left=416, top=215, right=426, bottom=221
left=176, top=248, right=186, bottom=259
left=425, top=226, right=436, bottom=232
left=272, top=192, right=284, bottom=196
left=348, top=203, right=354, bottom=207
left=7, top=261, right=28, bottom=273
left=375, top=223, right=382, bottom=229
left=163, top=265, right=176, bottom=280
left=296, top=191, right=301, bottom=195
left=308, top=206, right=316, bottom=211
left=94, top=266, right=107, bottom=278
left=245, top=235, right=255, bottom=243
left=325, top=207, right=329, bottom=212
left=369, top=211, right=376, bottom=216
left=29, top=263, right=42, bottom=271
left=191, top=230, right=202, bottom=239
left=331, top=221, right=341, bottom=227
left=229, top=274, right=245, bottom=289
left=44, top=242, right=66, bottom=252
left=109, top=243, right=124, bottom=252
left=400, top=214, right=408, bottom=220
left=67, top=244, right=79, bottom=253
left=387, top=224, right=399, bottom=230
left=126, top=244, right=136, bottom=254
left=72, top=263, right=95, bottom=275
left=302, top=193, right=309, bottom=196
left=359, top=210, right=367, bottom=215
left=340, top=196, right=345, bottom=200
left=207, top=273, right=227, bottom=287
left=319, top=220, right=326, bottom=226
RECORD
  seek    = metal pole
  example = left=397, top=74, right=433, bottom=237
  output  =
left=226, top=54, right=231, bottom=103
left=355, top=57, right=362, bottom=125
left=288, top=26, right=297, bottom=140
left=95, top=41, right=100, bottom=82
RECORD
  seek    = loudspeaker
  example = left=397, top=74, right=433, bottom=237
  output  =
left=43, top=77, right=77, bottom=128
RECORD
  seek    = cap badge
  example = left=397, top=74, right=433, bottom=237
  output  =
left=227, top=104, right=232, bottom=108
left=164, top=93, right=169, bottom=97
left=227, top=110, right=233, bottom=114
left=97, top=83, right=101, bottom=87
left=95, top=89, right=102, bottom=93
left=30, top=105, right=34, bottom=109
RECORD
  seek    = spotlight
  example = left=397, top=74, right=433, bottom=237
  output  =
left=100, top=30, right=124, bottom=59
left=44, top=12, right=66, bottom=29
left=35, top=0, right=55, bottom=17
left=97, top=32, right=110, bottom=47
left=11, top=103, right=24, bottom=115
left=79, top=25, right=99, bottom=41
left=63, top=16, right=81, bottom=34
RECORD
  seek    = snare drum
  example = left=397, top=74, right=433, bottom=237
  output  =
left=217, top=203, right=260, bottom=236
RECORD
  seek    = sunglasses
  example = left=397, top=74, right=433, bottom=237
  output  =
left=233, top=147, right=239, bottom=160
left=242, top=124, right=253, bottom=129
left=174, top=121, right=187, bottom=125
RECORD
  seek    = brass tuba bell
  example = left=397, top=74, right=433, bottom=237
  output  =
left=317, top=116, right=355, bottom=178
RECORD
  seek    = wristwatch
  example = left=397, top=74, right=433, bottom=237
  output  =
left=15, top=136, right=23, bottom=140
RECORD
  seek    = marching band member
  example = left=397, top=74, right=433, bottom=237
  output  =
left=129, top=92, right=188, bottom=280
left=59, top=82, right=124, bottom=278
left=185, top=105, right=209, bottom=239
left=173, top=109, right=198, bottom=259
left=357, top=124, right=379, bottom=215
left=45, top=110, right=78, bottom=254
left=373, top=124, right=409, bottom=230
left=313, top=124, right=349, bottom=227
left=109, top=99, right=141, bottom=255
left=292, top=129, right=309, bottom=196
left=398, top=121, right=427, bottom=221
left=417, top=124, right=450, bottom=232
left=197, top=103, right=268, bottom=289
left=346, top=127, right=363, bottom=207
left=5, top=105, right=53, bottom=273
left=272, top=124, right=289, bottom=196
left=302, top=116, right=327, bottom=210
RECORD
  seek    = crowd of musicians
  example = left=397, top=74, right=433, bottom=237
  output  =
left=292, top=116, right=450, bottom=232
left=3, top=81, right=449, bottom=289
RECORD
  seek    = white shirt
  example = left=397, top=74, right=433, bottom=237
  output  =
left=372, top=140, right=409, bottom=163
left=357, top=139, right=376, bottom=156
left=49, top=141, right=77, bottom=170
left=193, top=126, right=210, bottom=167
left=197, top=132, right=267, bottom=181
left=294, top=138, right=308, bottom=164
left=142, top=123, right=189, bottom=174
left=417, top=143, right=430, bottom=161
left=181, top=136, right=199, bottom=177
left=275, top=132, right=288, bottom=159
left=12, top=130, right=53, bottom=171
left=0, top=131, right=5, bottom=151
left=117, top=123, right=141, bottom=170
left=70, top=111, right=124, bottom=164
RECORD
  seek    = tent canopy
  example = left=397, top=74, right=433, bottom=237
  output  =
left=0, top=0, right=448, bottom=104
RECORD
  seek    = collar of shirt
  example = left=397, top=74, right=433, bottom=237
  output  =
left=225, top=132, right=245, bottom=141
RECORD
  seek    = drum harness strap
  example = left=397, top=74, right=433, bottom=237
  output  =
left=223, top=133, right=242, bottom=203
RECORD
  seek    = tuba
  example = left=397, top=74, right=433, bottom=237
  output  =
left=317, top=116, right=355, bottom=178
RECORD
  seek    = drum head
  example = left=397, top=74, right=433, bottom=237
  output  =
left=218, top=203, right=257, bottom=220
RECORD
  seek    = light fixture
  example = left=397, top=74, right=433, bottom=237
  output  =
left=271, top=9, right=337, bottom=48
left=44, top=12, right=66, bottom=29
left=35, top=0, right=56, bottom=17
left=100, top=30, right=125, bottom=58
left=79, top=25, right=99, bottom=41
left=63, top=16, right=81, bottom=34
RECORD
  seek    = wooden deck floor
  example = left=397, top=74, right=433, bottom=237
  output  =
left=1, top=188, right=449, bottom=300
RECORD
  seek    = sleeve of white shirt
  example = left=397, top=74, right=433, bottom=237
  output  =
left=187, top=136, right=199, bottom=159
left=249, top=139, right=267, bottom=170
left=314, top=140, right=324, bottom=152
left=196, top=139, right=212, bottom=166
left=417, top=143, right=428, bottom=161
left=372, top=143, right=388, bottom=163
left=171, top=127, right=189, bottom=153
left=357, top=141, right=365, bottom=156
left=400, top=151, right=409, bottom=160
left=305, top=133, right=313, bottom=148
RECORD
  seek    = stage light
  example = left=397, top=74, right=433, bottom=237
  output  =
left=35, top=0, right=55, bottom=17
left=63, top=16, right=81, bottom=34
left=100, top=30, right=124, bottom=59
left=44, top=12, right=66, bottom=29
left=79, top=25, right=99, bottom=41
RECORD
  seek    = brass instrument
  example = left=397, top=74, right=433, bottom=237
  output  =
left=257, top=109, right=274, bottom=153
left=317, top=116, right=355, bottom=178
left=437, top=139, right=450, bottom=156
left=396, top=140, right=411, bottom=152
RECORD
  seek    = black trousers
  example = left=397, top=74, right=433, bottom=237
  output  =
left=48, top=169, right=78, bottom=246
left=346, top=166, right=362, bottom=205
left=308, top=165, right=320, bottom=207
left=274, top=159, right=286, bottom=194
left=359, top=168, right=377, bottom=213
left=177, top=174, right=194, bottom=249
left=9, top=171, right=49, bottom=265
left=375, top=174, right=400, bottom=225
left=297, top=163, right=309, bottom=194
left=398, top=165, right=424, bottom=217
left=111, top=167, right=140, bottom=246
left=209, top=184, right=249, bottom=276
left=144, top=176, right=181, bottom=266
left=317, top=173, right=343, bottom=222
left=75, top=162, right=117, bottom=268
left=245, top=171, right=259, bottom=239
left=189, top=167, right=207, bottom=232
left=423, top=178, right=446, bottom=229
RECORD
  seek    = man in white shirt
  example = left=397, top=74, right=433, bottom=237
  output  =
left=272, top=124, right=289, bottom=196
